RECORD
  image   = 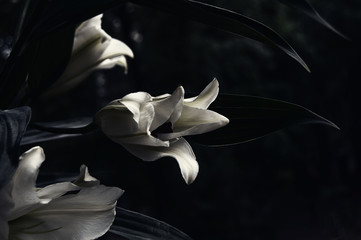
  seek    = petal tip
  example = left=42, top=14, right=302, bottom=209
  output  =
left=19, top=146, right=45, bottom=163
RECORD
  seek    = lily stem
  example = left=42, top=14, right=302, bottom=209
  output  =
left=29, top=122, right=97, bottom=134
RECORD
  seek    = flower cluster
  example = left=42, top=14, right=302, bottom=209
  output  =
left=0, top=11, right=229, bottom=240
left=2, top=147, right=123, bottom=240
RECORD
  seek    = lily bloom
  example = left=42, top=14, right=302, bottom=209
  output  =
left=95, top=79, right=229, bottom=184
left=1, top=146, right=123, bottom=240
left=43, top=14, right=134, bottom=97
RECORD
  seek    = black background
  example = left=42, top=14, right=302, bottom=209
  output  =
left=2, top=0, right=361, bottom=239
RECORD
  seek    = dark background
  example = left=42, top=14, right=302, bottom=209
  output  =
left=2, top=0, right=361, bottom=239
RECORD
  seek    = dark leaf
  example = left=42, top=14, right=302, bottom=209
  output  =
left=99, top=207, right=192, bottom=240
left=279, top=0, right=349, bottom=40
left=0, top=107, right=31, bottom=188
left=26, top=24, right=76, bottom=98
left=0, top=0, right=44, bottom=108
left=14, top=0, right=40, bottom=44
left=189, top=94, right=338, bottom=146
left=21, top=129, right=81, bottom=146
left=21, top=117, right=93, bottom=146
left=130, top=0, right=309, bottom=71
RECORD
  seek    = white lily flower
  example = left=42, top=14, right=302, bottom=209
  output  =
left=2, top=146, right=123, bottom=240
left=43, top=14, right=134, bottom=97
left=95, top=79, right=229, bottom=184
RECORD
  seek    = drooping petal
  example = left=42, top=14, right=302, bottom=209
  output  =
left=9, top=185, right=124, bottom=240
left=149, top=86, right=184, bottom=131
left=184, top=78, right=219, bottom=109
left=122, top=138, right=199, bottom=184
left=8, top=147, right=49, bottom=221
left=99, top=38, right=134, bottom=61
left=159, top=106, right=229, bottom=140
left=98, top=55, right=129, bottom=73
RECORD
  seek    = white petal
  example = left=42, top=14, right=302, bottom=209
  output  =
left=47, top=37, right=133, bottom=97
left=73, top=165, right=99, bottom=187
left=0, top=183, right=14, bottom=239
left=99, top=38, right=134, bottom=60
left=95, top=102, right=142, bottom=137
left=37, top=165, right=99, bottom=200
left=49, top=36, right=105, bottom=90
left=159, top=106, right=229, bottom=139
left=73, top=14, right=105, bottom=52
left=184, top=78, right=219, bottom=109
left=149, top=86, right=184, bottom=131
left=37, top=182, right=80, bottom=200
left=122, top=138, right=199, bottom=184
left=9, top=147, right=48, bottom=221
left=121, top=91, right=152, bottom=103
left=98, top=55, right=129, bottom=73
left=9, top=185, right=124, bottom=240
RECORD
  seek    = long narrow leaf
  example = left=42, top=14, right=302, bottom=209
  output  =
left=279, top=0, right=349, bottom=40
left=189, top=94, right=338, bottom=146
left=21, top=118, right=93, bottom=146
left=129, top=0, right=309, bottom=71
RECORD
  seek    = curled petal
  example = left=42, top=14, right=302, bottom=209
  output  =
left=100, top=38, right=134, bottom=60
left=122, top=138, right=199, bottom=184
left=9, top=147, right=48, bottom=221
left=184, top=78, right=219, bottom=109
left=159, top=106, right=229, bottom=139
left=120, top=92, right=153, bottom=125
left=95, top=103, right=142, bottom=137
left=150, top=86, right=184, bottom=131
left=73, top=15, right=105, bottom=51
left=98, top=55, right=129, bottom=73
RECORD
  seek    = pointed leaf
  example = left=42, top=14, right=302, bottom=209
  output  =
left=129, top=0, right=309, bottom=71
left=21, top=118, right=93, bottom=146
left=99, top=207, right=192, bottom=240
left=0, top=107, right=31, bottom=188
left=279, top=0, right=349, bottom=40
left=189, top=94, right=338, bottom=146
